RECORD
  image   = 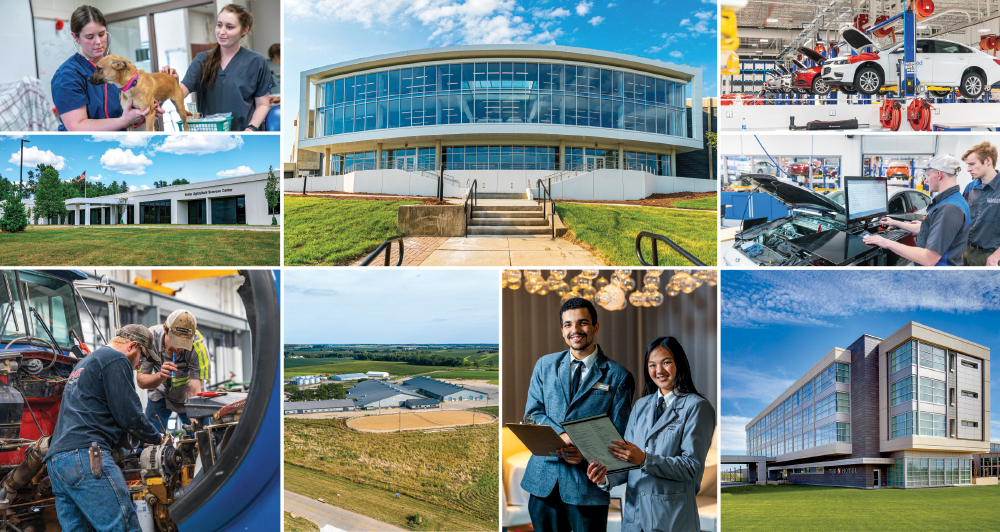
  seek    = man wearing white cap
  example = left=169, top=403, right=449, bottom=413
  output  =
left=137, top=309, right=210, bottom=429
left=864, top=154, right=971, bottom=266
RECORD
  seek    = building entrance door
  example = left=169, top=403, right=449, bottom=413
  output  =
left=398, top=155, right=418, bottom=171
left=873, top=469, right=880, bottom=488
left=583, top=155, right=605, bottom=171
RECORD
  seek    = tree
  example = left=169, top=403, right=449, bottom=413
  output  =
left=34, top=166, right=66, bottom=222
left=0, top=180, right=29, bottom=232
left=170, top=178, right=190, bottom=186
left=153, top=180, right=168, bottom=188
left=264, top=165, right=279, bottom=225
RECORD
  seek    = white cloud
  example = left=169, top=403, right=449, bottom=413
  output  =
left=680, top=11, right=715, bottom=34
left=89, top=174, right=103, bottom=181
left=669, top=50, right=683, bottom=58
left=100, top=148, right=153, bottom=175
left=588, top=15, right=604, bottom=26
left=88, top=134, right=149, bottom=149
left=87, top=155, right=94, bottom=160
left=8, top=146, right=67, bottom=171
left=155, top=135, right=244, bottom=155
left=140, top=185, right=150, bottom=190
left=607, top=2, right=616, bottom=7
left=4, top=168, right=11, bottom=172
left=720, top=415, right=752, bottom=454
left=722, top=364, right=796, bottom=405
left=287, top=0, right=565, bottom=45
left=533, top=7, right=570, bottom=18
left=575, top=0, right=593, bottom=16
left=216, top=165, right=255, bottom=178
left=129, top=185, right=138, bottom=191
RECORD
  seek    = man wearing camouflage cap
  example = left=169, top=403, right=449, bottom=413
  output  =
left=137, top=309, right=210, bottom=429
left=864, top=154, right=971, bottom=266
left=46, top=324, right=163, bottom=530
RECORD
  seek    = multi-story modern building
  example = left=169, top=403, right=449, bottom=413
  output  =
left=744, top=322, right=991, bottom=489
left=288, top=45, right=714, bottom=200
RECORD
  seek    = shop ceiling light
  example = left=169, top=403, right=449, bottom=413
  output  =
left=980, top=28, right=992, bottom=33
left=760, top=38, right=769, bottom=42
left=767, top=18, right=779, bottom=23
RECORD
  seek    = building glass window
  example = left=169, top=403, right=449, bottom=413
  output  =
left=919, top=377, right=946, bottom=405
left=792, top=412, right=801, bottom=431
left=891, top=376, right=917, bottom=406
left=815, top=423, right=837, bottom=446
left=139, top=200, right=170, bottom=224
left=891, top=411, right=915, bottom=438
left=802, top=430, right=814, bottom=450
left=315, top=61, right=688, bottom=138
left=801, top=405, right=812, bottom=426
left=835, top=362, right=850, bottom=383
left=836, top=422, right=851, bottom=442
left=801, top=380, right=813, bottom=402
left=919, top=343, right=946, bottom=372
left=210, top=196, right=246, bottom=225
left=814, top=363, right=835, bottom=394
left=889, top=340, right=915, bottom=373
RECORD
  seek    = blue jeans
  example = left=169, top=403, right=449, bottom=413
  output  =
left=48, top=449, right=140, bottom=532
left=145, top=397, right=190, bottom=432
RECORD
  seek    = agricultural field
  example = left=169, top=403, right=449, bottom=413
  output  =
left=429, top=370, right=499, bottom=384
left=283, top=511, right=318, bottom=532
left=283, top=345, right=499, bottom=379
left=721, top=484, right=1000, bottom=532
left=285, top=417, right=498, bottom=531
left=284, top=358, right=449, bottom=378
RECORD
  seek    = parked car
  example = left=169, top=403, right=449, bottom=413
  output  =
left=886, top=163, right=910, bottom=179
left=791, top=47, right=833, bottom=95
left=755, top=160, right=777, bottom=174
left=821, top=25, right=1000, bottom=98
left=787, top=160, right=838, bottom=178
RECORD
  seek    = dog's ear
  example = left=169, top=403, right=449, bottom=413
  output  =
left=111, top=60, right=127, bottom=70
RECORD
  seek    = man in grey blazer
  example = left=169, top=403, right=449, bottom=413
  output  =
left=520, top=298, right=635, bottom=532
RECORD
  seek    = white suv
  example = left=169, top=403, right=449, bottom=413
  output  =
left=821, top=26, right=1000, bottom=98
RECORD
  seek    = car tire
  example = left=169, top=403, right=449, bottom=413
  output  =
left=959, top=71, right=985, bottom=99
left=840, top=85, right=858, bottom=95
left=854, top=66, right=883, bottom=95
left=929, top=90, right=951, bottom=98
left=812, top=77, right=832, bottom=96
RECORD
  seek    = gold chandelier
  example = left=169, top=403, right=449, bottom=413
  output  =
left=502, top=270, right=717, bottom=311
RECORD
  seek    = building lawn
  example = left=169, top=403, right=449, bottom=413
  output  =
left=285, top=418, right=498, bottom=531
left=0, top=227, right=278, bottom=266
left=555, top=203, right=716, bottom=266
left=283, top=511, right=319, bottom=532
left=670, top=196, right=717, bottom=210
left=721, top=484, right=1000, bottom=532
left=283, top=197, right=422, bottom=266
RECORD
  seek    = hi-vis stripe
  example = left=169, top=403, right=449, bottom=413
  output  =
left=193, top=330, right=209, bottom=380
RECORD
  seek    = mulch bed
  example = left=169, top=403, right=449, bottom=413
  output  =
left=557, top=192, right=717, bottom=208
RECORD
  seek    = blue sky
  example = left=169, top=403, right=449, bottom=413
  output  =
left=0, top=134, right=279, bottom=191
left=720, top=270, right=1000, bottom=455
left=282, top=0, right=718, bottom=151
left=284, top=270, right=499, bottom=344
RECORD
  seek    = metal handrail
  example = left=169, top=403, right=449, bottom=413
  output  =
left=359, top=235, right=404, bottom=266
left=537, top=161, right=659, bottom=187
left=635, top=231, right=705, bottom=266
left=535, top=178, right=556, bottom=239
left=463, top=179, right=478, bottom=237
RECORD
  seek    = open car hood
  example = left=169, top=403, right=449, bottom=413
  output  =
left=775, top=64, right=790, bottom=75
left=841, top=25, right=877, bottom=52
left=798, top=47, right=826, bottom=64
left=792, top=59, right=807, bottom=71
left=740, top=174, right=845, bottom=214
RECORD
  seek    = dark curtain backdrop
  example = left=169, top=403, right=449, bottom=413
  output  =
left=501, top=270, right=717, bottom=425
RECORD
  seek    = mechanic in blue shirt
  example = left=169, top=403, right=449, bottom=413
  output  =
left=51, top=6, right=161, bottom=131
left=160, top=4, right=274, bottom=131
left=864, top=154, right=971, bottom=266
left=46, top=324, right=164, bottom=531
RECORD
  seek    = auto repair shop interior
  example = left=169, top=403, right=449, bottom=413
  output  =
left=721, top=0, right=1000, bottom=131
left=718, top=133, right=983, bottom=266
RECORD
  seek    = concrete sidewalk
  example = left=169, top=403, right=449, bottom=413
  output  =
left=352, top=235, right=605, bottom=266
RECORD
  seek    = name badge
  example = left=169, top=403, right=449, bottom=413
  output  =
left=592, top=383, right=610, bottom=391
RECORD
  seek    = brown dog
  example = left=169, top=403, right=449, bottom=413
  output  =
left=88, top=54, right=191, bottom=131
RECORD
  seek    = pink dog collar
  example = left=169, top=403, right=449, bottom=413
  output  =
left=123, top=71, right=140, bottom=92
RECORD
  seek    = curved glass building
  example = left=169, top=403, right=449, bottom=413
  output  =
left=292, top=45, right=709, bottom=199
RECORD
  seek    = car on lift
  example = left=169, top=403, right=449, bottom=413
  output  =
left=885, top=162, right=911, bottom=179
left=787, top=160, right=838, bottom=179
left=764, top=68, right=785, bottom=93
left=791, top=47, right=833, bottom=95
left=821, top=25, right=1000, bottom=98
left=721, top=175, right=919, bottom=267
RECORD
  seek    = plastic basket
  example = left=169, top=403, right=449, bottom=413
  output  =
left=177, top=116, right=233, bottom=132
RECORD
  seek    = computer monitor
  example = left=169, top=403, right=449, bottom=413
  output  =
left=844, top=175, right=888, bottom=222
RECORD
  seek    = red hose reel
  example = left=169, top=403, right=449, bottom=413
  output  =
left=880, top=98, right=902, bottom=131
left=907, top=98, right=933, bottom=131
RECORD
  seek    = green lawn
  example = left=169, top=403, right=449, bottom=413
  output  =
left=671, top=196, right=717, bottom=210
left=284, top=197, right=421, bottom=265
left=430, top=370, right=499, bottom=384
left=285, top=418, right=498, bottom=531
left=284, top=358, right=456, bottom=378
left=721, top=484, right=1000, bottom=531
left=0, top=227, right=278, bottom=266
left=283, top=511, right=318, bottom=532
left=555, top=203, right=716, bottom=266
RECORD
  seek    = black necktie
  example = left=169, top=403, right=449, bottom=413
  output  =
left=656, top=395, right=665, bottom=419
left=571, top=360, right=583, bottom=396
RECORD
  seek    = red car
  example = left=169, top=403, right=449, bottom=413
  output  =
left=886, top=163, right=910, bottom=179
left=792, top=47, right=833, bottom=95
left=788, top=160, right=838, bottom=178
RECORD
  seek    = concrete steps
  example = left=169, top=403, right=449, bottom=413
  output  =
left=467, top=203, right=562, bottom=236
left=475, top=192, right=529, bottom=199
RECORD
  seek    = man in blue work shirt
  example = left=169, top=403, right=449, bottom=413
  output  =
left=864, top=154, right=971, bottom=266
left=45, top=324, right=163, bottom=531
left=520, top=298, right=635, bottom=532
left=961, top=141, right=1000, bottom=266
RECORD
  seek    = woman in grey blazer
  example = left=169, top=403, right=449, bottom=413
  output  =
left=586, top=336, right=716, bottom=532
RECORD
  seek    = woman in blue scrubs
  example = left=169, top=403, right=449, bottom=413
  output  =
left=51, top=6, right=159, bottom=131
left=161, top=4, right=273, bottom=132
left=586, top=337, right=716, bottom=532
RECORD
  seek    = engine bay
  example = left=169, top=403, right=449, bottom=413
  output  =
left=734, top=213, right=847, bottom=265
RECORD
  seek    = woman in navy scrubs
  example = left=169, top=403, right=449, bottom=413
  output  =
left=161, top=4, right=273, bottom=132
left=586, top=337, right=716, bottom=532
left=52, top=5, right=159, bottom=131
